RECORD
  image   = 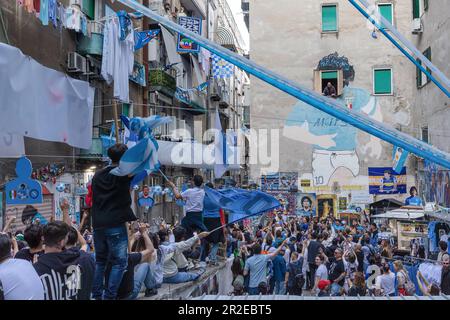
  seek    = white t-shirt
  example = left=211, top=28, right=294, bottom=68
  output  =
left=315, top=264, right=328, bottom=281
left=181, top=187, right=205, bottom=212
left=0, top=259, right=44, bottom=300
left=375, top=273, right=395, bottom=295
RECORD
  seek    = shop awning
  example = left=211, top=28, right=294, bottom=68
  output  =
left=374, top=209, right=424, bottom=220
left=161, top=26, right=182, bottom=66
left=157, top=139, right=241, bottom=170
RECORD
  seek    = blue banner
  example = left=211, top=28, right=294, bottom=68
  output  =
left=134, top=29, right=160, bottom=51
left=369, top=167, right=407, bottom=195
left=177, top=16, right=202, bottom=53
left=204, top=187, right=281, bottom=220
left=392, top=146, right=409, bottom=174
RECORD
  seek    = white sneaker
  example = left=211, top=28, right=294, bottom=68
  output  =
left=199, top=261, right=207, bottom=268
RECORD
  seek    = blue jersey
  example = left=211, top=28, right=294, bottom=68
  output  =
left=380, top=176, right=397, bottom=192
left=405, top=196, right=423, bottom=206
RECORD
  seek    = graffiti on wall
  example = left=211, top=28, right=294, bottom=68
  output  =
left=283, top=53, right=383, bottom=187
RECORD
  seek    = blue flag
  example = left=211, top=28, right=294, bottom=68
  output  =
left=204, top=187, right=281, bottom=222
left=392, top=146, right=409, bottom=174
left=134, top=29, right=160, bottom=51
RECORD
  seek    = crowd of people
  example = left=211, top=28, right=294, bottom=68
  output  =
left=0, top=143, right=449, bottom=300
left=226, top=213, right=450, bottom=297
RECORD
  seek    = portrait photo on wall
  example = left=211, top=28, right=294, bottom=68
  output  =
left=317, top=195, right=337, bottom=219
left=369, top=167, right=407, bottom=195
left=296, top=193, right=317, bottom=217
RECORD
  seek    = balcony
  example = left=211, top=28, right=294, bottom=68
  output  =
left=148, top=69, right=177, bottom=97
left=77, top=32, right=103, bottom=56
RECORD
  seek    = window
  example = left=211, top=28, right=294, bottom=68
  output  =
left=421, top=126, right=429, bottom=144
left=82, top=0, right=95, bottom=20
left=373, top=68, right=393, bottom=95
left=413, top=0, right=428, bottom=18
left=322, top=4, right=338, bottom=32
left=377, top=3, right=393, bottom=28
left=313, top=69, right=343, bottom=96
left=416, top=47, right=431, bottom=88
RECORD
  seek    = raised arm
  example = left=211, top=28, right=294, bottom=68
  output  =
left=268, top=238, right=289, bottom=259
left=167, top=180, right=183, bottom=199
left=2, top=216, right=16, bottom=233
left=138, top=223, right=155, bottom=263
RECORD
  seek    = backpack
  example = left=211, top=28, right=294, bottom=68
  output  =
left=401, top=270, right=416, bottom=296
left=289, top=258, right=305, bottom=289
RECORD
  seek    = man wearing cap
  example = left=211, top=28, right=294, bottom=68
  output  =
left=317, top=279, right=331, bottom=297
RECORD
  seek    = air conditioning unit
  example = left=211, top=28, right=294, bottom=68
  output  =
left=67, top=52, right=86, bottom=73
left=83, top=58, right=101, bottom=78
left=412, top=18, right=423, bottom=33
left=149, top=92, right=158, bottom=104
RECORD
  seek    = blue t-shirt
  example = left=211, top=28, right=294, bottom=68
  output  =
left=297, top=208, right=316, bottom=217
left=244, top=254, right=270, bottom=288
left=405, top=196, right=423, bottom=206
left=272, top=255, right=287, bottom=282
left=203, top=194, right=221, bottom=218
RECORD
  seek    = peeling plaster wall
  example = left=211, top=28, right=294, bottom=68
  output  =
left=248, top=0, right=417, bottom=201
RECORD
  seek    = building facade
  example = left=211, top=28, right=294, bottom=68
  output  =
left=248, top=0, right=444, bottom=211
left=0, top=0, right=250, bottom=227
left=411, top=0, right=450, bottom=208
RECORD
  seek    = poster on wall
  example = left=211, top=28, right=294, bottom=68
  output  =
left=420, top=161, right=450, bottom=207
left=5, top=157, right=43, bottom=205
left=5, top=187, right=54, bottom=232
left=296, top=193, right=317, bottom=216
left=261, top=172, right=298, bottom=191
left=177, top=16, right=202, bottom=53
left=317, top=195, right=337, bottom=219
left=339, top=197, right=348, bottom=211
left=369, top=167, right=407, bottom=195
left=266, top=191, right=297, bottom=215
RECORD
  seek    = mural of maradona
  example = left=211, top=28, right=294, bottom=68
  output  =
left=283, top=53, right=383, bottom=186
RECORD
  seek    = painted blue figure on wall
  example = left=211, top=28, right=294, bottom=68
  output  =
left=6, top=156, right=43, bottom=205
left=283, top=53, right=383, bottom=187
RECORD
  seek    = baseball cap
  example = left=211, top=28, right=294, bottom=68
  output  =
left=318, top=280, right=331, bottom=291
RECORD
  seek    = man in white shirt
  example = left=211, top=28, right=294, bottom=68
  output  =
left=169, top=175, right=208, bottom=238
left=169, top=175, right=209, bottom=266
left=0, top=233, right=44, bottom=300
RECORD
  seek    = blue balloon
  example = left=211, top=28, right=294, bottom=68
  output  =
left=56, top=183, right=65, bottom=192
left=153, top=185, right=162, bottom=195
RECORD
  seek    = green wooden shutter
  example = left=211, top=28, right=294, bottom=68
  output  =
left=321, top=71, right=338, bottom=80
left=122, top=103, right=131, bottom=117
left=322, top=5, right=337, bottom=32
left=424, top=47, right=432, bottom=82
left=374, top=69, right=392, bottom=94
left=416, top=58, right=422, bottom=88
left=378, top=4, right=393, bottom=28
left=82, top=0, right=95, bottom=20
left=413, top=0, right=420, bottom=19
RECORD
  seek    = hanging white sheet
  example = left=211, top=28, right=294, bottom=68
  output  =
left=0, top=43, right=95, bottom=149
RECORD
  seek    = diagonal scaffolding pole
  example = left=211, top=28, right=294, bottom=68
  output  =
left=118, top=0, right=450, bottom=169
left=349, top=0, right=450, bottom=98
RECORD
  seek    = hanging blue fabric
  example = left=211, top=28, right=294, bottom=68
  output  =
left=117, top=10, right=132, bottom=41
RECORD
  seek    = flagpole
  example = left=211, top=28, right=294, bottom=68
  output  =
left=159, top=169, right=170, bottom=182
left=112, top=100, right=120, bottom=143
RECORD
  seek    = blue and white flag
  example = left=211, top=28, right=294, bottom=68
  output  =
left=134, top=29, right=160, bottom=51
left=214, top=110, right=228, bottom=179
left=204, top=187, right=281, bottom=222
left=120, top=115, right=138, bottom=148
left=212, top=54, right=233, bottom=79
left=110, top=116, right=172, bottom=179
left=175, top=87, right=191, bottom=105
left=392, top=146, right=409, bottom=174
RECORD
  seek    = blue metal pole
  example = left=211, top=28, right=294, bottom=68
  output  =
left=117, top=0, right=450, bottom=169
left=348, top=0, right=450, bottom=98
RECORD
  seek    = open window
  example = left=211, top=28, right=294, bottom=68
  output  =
left=314, top=69, right=343, bottom=97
